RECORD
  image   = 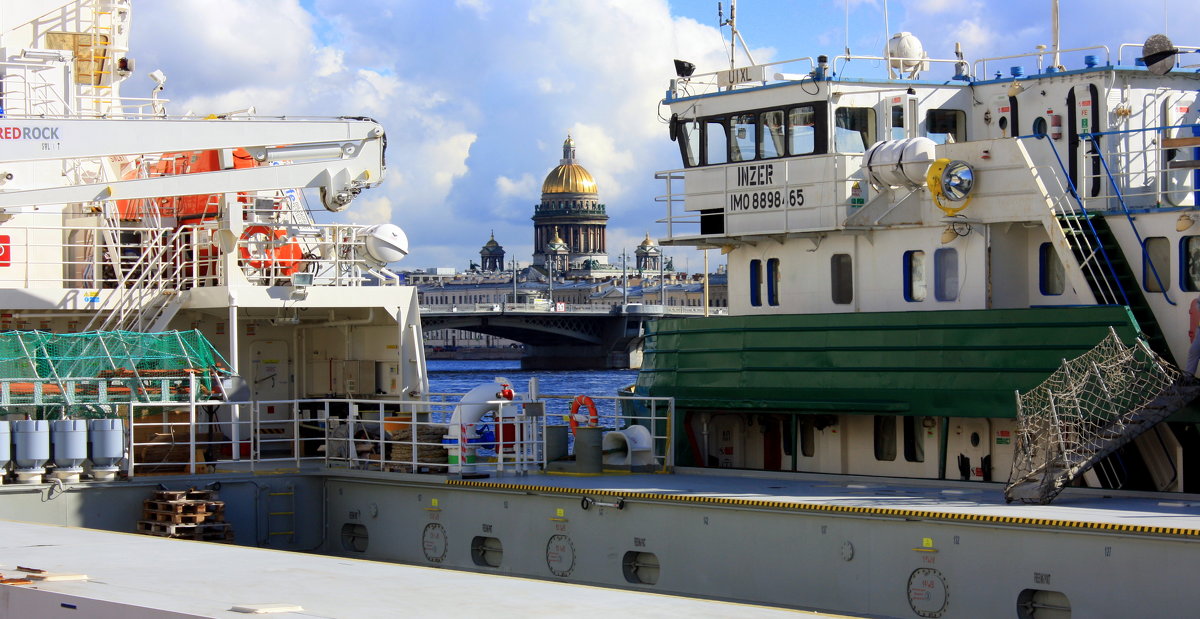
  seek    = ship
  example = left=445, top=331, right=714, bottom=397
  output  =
left=3, top=1, right=1200, bottom=617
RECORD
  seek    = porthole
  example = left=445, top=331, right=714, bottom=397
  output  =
left=471, top=536, right=503, bottom=567
left=340, top=523, right=368, bottom=552
left=1017, top=589, right=1071, bottom=618
left=1032, top=117, right=1048, bottom=138
left=622, top=551, right=660, bottom=585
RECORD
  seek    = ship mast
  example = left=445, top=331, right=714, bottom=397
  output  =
left=719, top=0, right=756, bottom=69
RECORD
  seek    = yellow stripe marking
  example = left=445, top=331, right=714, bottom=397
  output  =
left=444, top=480, right=1200, bottom=538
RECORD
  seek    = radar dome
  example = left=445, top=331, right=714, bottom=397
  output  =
left=886, top=32, right=928, bottom=76
left=362, top=224, right=409, bottom=265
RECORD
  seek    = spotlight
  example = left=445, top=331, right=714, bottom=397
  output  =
left=927, top=159, right=976, bottom=216
left=673, top=59, right=696, bottom=78
left=1177, top=213, right=1196, bottom=232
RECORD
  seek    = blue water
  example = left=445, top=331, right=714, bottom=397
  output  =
left=426, top=359, right=637, bottom=422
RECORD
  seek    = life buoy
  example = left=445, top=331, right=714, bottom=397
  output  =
left=568, top=394, right=598, bottom=435
left=239, top=225, right=303, bottom=275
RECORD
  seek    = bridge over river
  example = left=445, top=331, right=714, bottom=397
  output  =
left=419, top=303, right=715, bottom=369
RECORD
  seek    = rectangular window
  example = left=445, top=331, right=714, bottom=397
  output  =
left=678, top=118, right=699, bottom=167
left=903, top=416, right=925, bottom=463
left=903, top=250, right=926, bottom=302
left=750, top=259, right=763, bottom=306
left=834, top=107, right=875, bottom=153
left=874, top=416, right=896, bottom=461
left=934, top=248, right=959, bottom=301
left=1039, top=243, right=1065, bottom=295
left=730, top=113, right=757, bottom=162
left=891, top=105, right=905, bottom=140
left=926, top=109, right=965, bottom=144
left=705, top=118, right=728, bottom=165
left=788, top=106, right=816, bottom=155
left=766, top=258, right=780, bottom=306
left=759, top=110, right=785, bottom=159
left=831, top=254, right=853, bottom=304
left=1144, top=236, right=1170, bottom=292
left=1183, top=236, right=1200, bottom=291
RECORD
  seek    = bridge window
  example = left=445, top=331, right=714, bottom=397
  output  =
left=750, top=259, right=763, bottom=306
left=926, top=109, right=965, bottom=144
left=934, top=248, right=959, bottom=302
left=704, top=118, right=728, bottom=165
left=1182, top=236, right=1200, bottom=291
left=759, top=110, right=785, bottom=159
left=903, top=250, right=926, bottom=302
left=766, top=258, right=780, bottom=306
left=1039, top=243, right=1065, bottom=296
left=831, top=254, right=853, bottom=304
left=1144, top=236, right=1171, bottom=292
left=788, top=105, right=818, bottom=155
left=730, top=113, right=757, bottom=162
left=681, top=118, right=700, bottom=166
left=834, top=107, right=874, bottom=153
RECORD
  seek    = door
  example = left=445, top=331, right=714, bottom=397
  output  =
left=250, top=340, right=291, bottom=425
left=1163, top=92, right=1199, bottom=206
left=948, top=418, right=992, bottom=481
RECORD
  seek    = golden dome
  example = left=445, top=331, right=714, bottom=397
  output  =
left=639, top=232, right=655, bottom=247
left=542, top=164, right=597, bottom=194
left=541, top=133, right=597, bottom=194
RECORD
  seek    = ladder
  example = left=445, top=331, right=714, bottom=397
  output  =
left=265, top=484, right=297, bottom=547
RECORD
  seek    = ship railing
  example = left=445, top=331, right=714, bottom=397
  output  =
left=1117, top=43, right=1200, bottom=67
left=1072, top=123, right=1200, bottom=214
left=973, top=45, right=1110, bottom=79
left=0, top=58, right=75, bottom=117
left=0, top=220, right=400, bottom=292
left=110, top=391, right=674, bottom=478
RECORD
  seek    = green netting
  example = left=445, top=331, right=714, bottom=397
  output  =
left=0, top=330, right=234, bottom=413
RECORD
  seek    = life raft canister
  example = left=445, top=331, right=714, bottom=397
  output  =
left=239, top=225, right=303, bottom=275
left=568, top=394, right=598, bottom=435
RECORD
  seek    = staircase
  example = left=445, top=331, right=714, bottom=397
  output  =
left=1056, top=214, right=1172, bottom=360
left=83, top=226, right=188, bottom=334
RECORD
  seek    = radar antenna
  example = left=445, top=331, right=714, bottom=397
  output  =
left=717, top=1, right=755, bottom=70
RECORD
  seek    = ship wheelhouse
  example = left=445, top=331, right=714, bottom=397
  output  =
left=638, top=38, right=1200, bottom=494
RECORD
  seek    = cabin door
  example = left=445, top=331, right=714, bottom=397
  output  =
left=1066, top=84, right=1101, bottom=200
left=948, top=418, right=992, bottom=481
left=986, top=94, right=1012, bottom=139
left=250, top=340, right=292, bottom=424
left=1163, top=92, right=1199, bottom=207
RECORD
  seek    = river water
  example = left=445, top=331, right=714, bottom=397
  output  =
left=426, top=359, right=638, bottom=420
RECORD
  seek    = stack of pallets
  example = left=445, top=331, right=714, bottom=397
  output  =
left=136, top=488, right=233, bottom=543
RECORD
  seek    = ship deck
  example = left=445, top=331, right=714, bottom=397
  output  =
left=0, top=519, right=830, bottom=618
left=449, top=467, right=1200, bottom=538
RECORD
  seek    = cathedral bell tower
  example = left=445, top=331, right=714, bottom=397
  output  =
left=532, top=135, right=609, bottom=270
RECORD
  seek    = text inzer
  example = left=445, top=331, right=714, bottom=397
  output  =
left=736, top=164, right=774, bottom=187
left=0, top=126, right=61, bottom=140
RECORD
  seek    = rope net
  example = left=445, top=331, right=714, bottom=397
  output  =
left=0, top=329, right=233, bottom=415
left=1007, top=330, right=1181, bottom=503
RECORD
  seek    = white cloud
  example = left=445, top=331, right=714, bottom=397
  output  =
left=496, top=174, right=536, bottom=200
left=313, top=46, right=345, bottom=78
left=350, top=195, right=394, bottom=226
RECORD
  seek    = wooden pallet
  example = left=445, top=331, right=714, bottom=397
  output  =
left=136, top=520, right=233, bottom=541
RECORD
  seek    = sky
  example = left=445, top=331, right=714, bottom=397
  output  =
left=125, top=0, right=1200, bottom=273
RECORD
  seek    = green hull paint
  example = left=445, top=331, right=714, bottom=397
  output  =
left=636, top=306, right=1147, bottom=419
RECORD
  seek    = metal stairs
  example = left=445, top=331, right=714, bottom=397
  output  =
left=1055, top=214, right=1171, bottom=360
left=83, top=226, right=188, bottom=333
left=1006, top=378, right=1200, bottom=503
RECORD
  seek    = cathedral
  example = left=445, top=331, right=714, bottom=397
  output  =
left=532, top=136, right=609, bottom=272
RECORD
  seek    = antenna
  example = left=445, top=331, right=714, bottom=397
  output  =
left=882, top=0, right=891, bottom=77
left=1051, top=0, right=1061, bottom=70
left=719, top=0, right=756, bottom=70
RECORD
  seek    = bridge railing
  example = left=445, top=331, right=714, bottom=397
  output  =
left=419, top=303, right=725, bottom=316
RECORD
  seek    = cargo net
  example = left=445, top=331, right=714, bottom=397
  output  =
left=0, top=330, right=234, bottom=415
left=1006, top=329, right=1184, bottom=504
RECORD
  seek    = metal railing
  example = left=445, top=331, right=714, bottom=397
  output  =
left=0, top=389, right=674, bottom=479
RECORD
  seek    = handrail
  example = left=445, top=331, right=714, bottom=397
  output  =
left=1022, top=134, right=1131, bottom=307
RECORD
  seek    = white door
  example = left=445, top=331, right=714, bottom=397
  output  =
left=948, top=418, right=992, bottom=481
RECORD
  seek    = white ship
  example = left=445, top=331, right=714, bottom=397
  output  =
left=3, top=2, right=1200, bottom=618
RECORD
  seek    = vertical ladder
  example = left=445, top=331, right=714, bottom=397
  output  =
left=266, top=484, right=296, bottom=547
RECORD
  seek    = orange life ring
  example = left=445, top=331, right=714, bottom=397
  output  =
left=568, top=394, right=598, bottom=435
left=239, top=225, right=303, bottom=275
